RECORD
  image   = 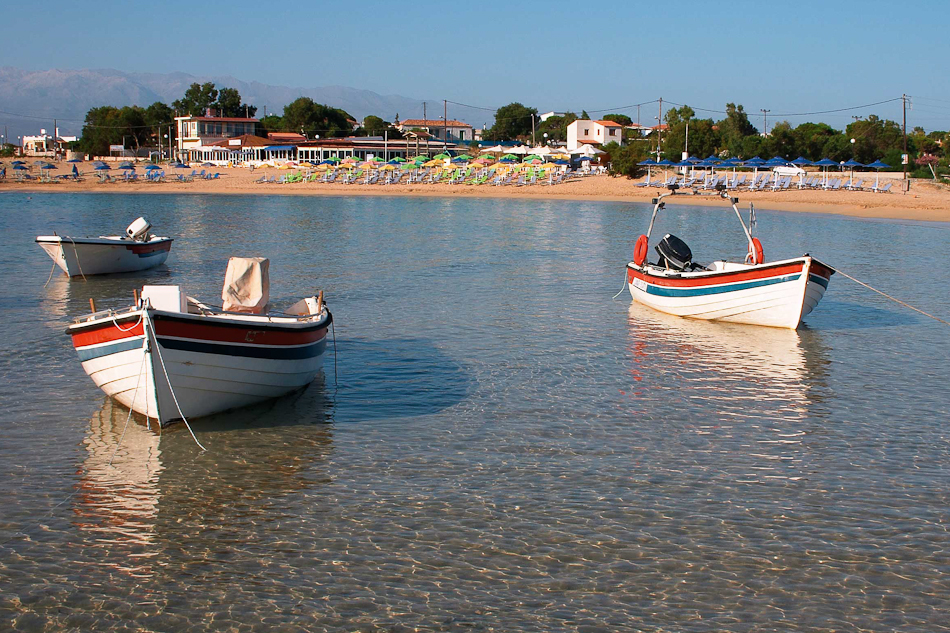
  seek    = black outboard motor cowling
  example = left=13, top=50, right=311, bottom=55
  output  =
left=655, top=234, right=692, bottom=271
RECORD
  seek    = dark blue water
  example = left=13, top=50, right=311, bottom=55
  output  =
left=1, top=192, right=949, bottom=631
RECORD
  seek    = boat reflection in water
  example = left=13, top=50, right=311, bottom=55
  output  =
left=74, top=399, right=163, bottom=578
left=73, top=384, right=335, bottom=578
left=625, top=303, right=831, bottom=482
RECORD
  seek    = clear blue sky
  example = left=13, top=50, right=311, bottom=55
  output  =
left=3, top=0, right=949, bottom=130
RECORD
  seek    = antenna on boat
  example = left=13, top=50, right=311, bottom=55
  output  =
left=721, top=189, right=756, bottom=255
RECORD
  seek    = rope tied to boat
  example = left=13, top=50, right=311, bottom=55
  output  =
left=835, top=267, right=950, bottom=327
left=143, top=309, right=207, bottom=451
left=612, top=269, right=629, bottom=299
left=66, top=236, right=87, bottom=282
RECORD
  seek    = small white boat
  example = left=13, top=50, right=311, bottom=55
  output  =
left=625, top=186, right=834, bottom=329
left=68, top=257, right=332, bottom=427
left=37, top=217, right=172, bottom=277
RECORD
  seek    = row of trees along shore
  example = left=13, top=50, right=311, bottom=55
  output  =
left=480, top=102, right=950, bottom=181
left=76, top=88, right=949, bottom=181
left=76, top=82, right=407, bottom=157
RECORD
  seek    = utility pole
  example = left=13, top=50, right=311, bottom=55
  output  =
left=656, top=98, right=663, bottom=160
left=531, top=113, right=536, bottom=146
left=902, top=93, right=908, bottom=192
left=443, top=100, right=447, bottom=153
left=636, top=104, right=640, bottom=128
left=760, top=109, right=770, bottom=136
left=684, top=106, right=690, bottom=159
left=423, top=102, right=429, bottom=156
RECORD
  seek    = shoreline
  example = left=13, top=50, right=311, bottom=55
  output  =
left=4, top=169, right=949, bottom=223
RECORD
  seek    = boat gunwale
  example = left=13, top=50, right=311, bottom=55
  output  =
left=68, top=305, right=332, bottom=334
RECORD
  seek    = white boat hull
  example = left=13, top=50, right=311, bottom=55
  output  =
left=36, top=235, right=172, bottom=276
left=69, top=306, right=330, bottom=426
left=627, top=257, right=833, bottom=329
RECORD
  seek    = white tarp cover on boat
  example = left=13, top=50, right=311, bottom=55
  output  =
left=222, top=257, right=270, bottom=313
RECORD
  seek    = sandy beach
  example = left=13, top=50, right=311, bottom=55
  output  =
left=3, top=163, right=948, bottom=222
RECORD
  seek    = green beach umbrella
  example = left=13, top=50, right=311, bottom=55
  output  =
left=433, top=153, right=450, bottom=160
left=456, top=154, right=473, bottom=160
left=502, top=154, right=518, bottom=161
left=523, top=155, right=542, bottom=162
left=390, top=156, right=407, bottom=162
left=325, top=156, right=341, bottom=163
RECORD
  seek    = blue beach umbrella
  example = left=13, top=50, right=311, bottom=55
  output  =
left=638, top=158, right=657, bottom=183
left=656, top=159, right=675, bottom=182
left=67, top=158, right=83, bottom=163
left=812, top=158, right=838, bottom=187
left=791, top=156, right=813, bottom=167
left=841, top=159, right=864, bottom=188
left=866, top=159, right=890, bottom=189
left=144, top=164, right=160, bottom=170
left=95, top=163, right=111, bottom=170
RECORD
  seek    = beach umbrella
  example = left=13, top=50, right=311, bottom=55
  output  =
left=12, top=160, right=25, bottom=165
left=812, top=158, right=838, bottom=187
left=553, top=159, right=569, bottom=165
left=67, top=158, right=83, bottom=163
left=866, top=159, right=890, bottom=189
left=579, top=156, right=593, bottom=161
left=791, top=156, right=813, bottom=166
left=432, top=153, right=450, bottom=160
left=501, top=154, right=518, bottom=161
left=656, top=158, right=675, bottom=182
left=379, top=164, right=395, bottom=171
left=638, top=158, right=657, bottom=184
left=400, top=162, right=416, bottom=170
left=523, top=155, right=542, bottom=162
left=95, top=163, right=111, bottom=170
left=118, top=161, right=134, bottom=169
left=841, top=159, right=864, bottom=188
left=325, top=156, right=342, bottom=163
left=455, top=154, right=473, bottom=161
left=144, top=164, right=160, bottom=170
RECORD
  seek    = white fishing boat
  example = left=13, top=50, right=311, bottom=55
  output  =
left=36, top=217, right=173, bottom=277
left=625, top=185, right=834, bottom=329
left=68, top=257, right=332, bottom=427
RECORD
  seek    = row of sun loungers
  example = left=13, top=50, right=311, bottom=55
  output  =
left=636, top=173, right=894, bottom=193
left=253, top=167, right=579, bottom=187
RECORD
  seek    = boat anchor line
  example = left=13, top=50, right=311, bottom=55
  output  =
left=833, top=268, right=950, bottom=327
left=143, top=308, right=207, bottom=451
left=66, top=236, right=87, bottom=281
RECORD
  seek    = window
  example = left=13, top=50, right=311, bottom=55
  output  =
left=597, top=129, right=601, bottom=136
left=609, top=129, right=616, bottom=136
left=584, top=128, right=589, bottom=135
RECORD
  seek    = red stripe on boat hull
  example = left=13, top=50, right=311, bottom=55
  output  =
left=152, top=315, right=327, bottom=346
left=71, top=319, right=143, bottom=348
left=627, top=261, right=806, bottom=287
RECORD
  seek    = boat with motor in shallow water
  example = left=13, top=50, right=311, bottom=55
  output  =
left=625, top=185, right=834, bottom=329
left=36, top=217, right=172, bottom=277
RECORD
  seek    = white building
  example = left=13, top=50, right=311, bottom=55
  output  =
left=566, top=120, right=624, bottom=150
left=21, top=129, right=77, bottom=157
left=175, top=111, right=259, bottom=154
left=396, top=119, right=473, bottom=143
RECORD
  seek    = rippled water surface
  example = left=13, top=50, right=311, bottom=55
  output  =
left=1, top=192, right=949, bottom=631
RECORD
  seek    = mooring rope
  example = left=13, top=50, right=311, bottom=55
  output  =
left=66, top=237, right=87, bottom=281
left=43, top=262, right=57, bottom=287
left=143, top=310, right=207, bottom=451
left=108, top=347, right=149, bottom=466
left=612, top=269, right=629, bottom=299
left=835, top=268, right=950, bottom=327
left=330, top=318, right=338, bottom=387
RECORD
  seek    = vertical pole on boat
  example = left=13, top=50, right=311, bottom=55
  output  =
left=89, top=298, right=96, bottom=313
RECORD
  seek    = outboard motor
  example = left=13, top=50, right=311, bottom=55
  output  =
left=126, top=217, right=151, bottom=241
left=655, top=233, right=692, bottom=271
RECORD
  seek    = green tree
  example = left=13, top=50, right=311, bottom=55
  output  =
left=536, top=112, right=577, bottom=143
left=792, top=122, right=840, bottom=160
left=172, top=82, right=219, bottom=116
left=484, top=102, right=537, bottom=141
left=217, top=87, right=257, bottom=118
left=361, top=115, right=389, bottom=136
left=845, top=115, right=903, bottom=164
left=765, top=121, right=796, bottom=158
left=602, top=113, right=633, bottom=126
left=78, top=105, right=149, bottom=156
left=280, top=97, right=354, bottom=138
left=717, top=103, right=758, bottom=157
left=603, top=141, right=650, bottom=178
left=144, top=101, right=175, bottom=148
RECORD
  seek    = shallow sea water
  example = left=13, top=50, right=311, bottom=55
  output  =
left=1, top=192, right=949, bottom=632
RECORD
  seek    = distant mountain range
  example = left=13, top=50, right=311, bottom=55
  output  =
left=0, top=67, right=488, bottom=141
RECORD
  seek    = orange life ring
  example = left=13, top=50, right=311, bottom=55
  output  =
left=747, top=237, right=764, bottom=265
left=633, top=234, right=649, bottom=266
